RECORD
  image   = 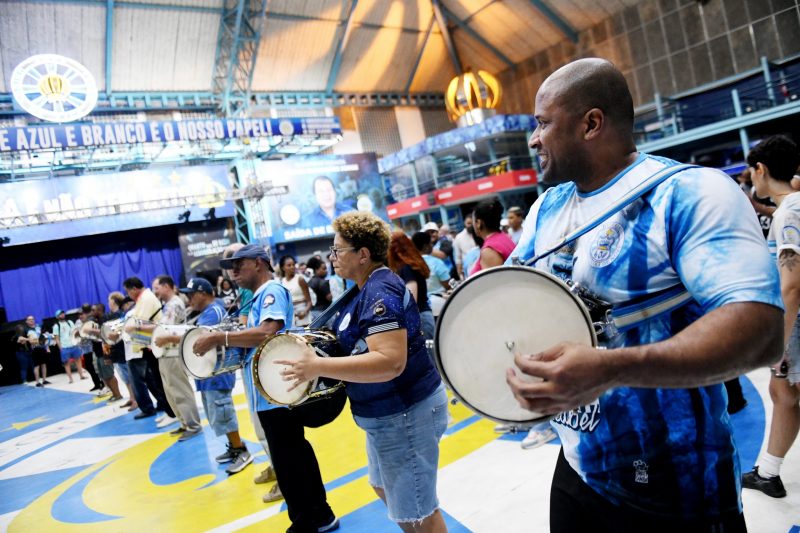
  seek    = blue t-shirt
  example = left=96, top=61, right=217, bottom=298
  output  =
left=332, top=267, right=441, bottom=418
left=511, top=153, right=782, bottom=518
left=195, top=299, right=235, bottom=392
left=244, top=280, right=293, bottom=413
left=423, top=254, right=450, bottom=295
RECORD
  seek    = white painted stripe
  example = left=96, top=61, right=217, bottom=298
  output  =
left=0, top=510, right=21, bottom=532
left=204, top=505, right=282, bottom=533
left=0, top=405, right=135, bottom=468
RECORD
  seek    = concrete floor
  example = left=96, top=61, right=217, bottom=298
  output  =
left=0, top=367, right=798, bottom=532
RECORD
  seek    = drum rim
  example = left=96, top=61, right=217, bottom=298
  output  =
left=179, top=326, right=217, bottom=379
left=253, top=332, right=318, bottom=407
left=433, top=265, right=597, bottom=424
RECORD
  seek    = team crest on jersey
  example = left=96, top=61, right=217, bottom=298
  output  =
left=338, top=312, right=351, bottom=331
left=589, top=222, right=625, bottom=268
left=264, top=294, right=275, bottom=307
left=782, top=225, right=800, bottom=245
left=372, top=300, right=386, bottom=317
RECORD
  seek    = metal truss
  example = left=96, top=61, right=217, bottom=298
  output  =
left=0, top=179, right=288, bottom=230
left=211, top=0, right=268, bottom=117
left=0, top=90, right=445, bottom=118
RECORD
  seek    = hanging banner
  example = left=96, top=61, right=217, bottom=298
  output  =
left=0, top=164, right=234, bottom=246
left=178, top=222, right=235, bottom=281
left=237, top=153, right=389, bottom=244
left=0, top=116, right=342, bottom=153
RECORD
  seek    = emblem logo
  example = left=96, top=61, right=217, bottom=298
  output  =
left=372, top=300, right=386, bottom=317
left=10, top=54, right=98, bottom=123
left=264, top=294, right=275, bottom=307
left=589, top=222, right=625, bottom=268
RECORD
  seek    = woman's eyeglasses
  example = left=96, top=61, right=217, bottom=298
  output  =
left=329, top=246, right=355, bottom=259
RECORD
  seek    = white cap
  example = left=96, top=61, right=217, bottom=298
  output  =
left=421, top=222, right=439, bottom=232
left=500, top=218, right=509, bottom=226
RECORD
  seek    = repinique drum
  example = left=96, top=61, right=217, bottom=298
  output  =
left=151, top=324, right=193, bottom=358
left=180, top=326, right=245, bottom=379
left=123, top=317, right=155, bottom=347
left=253, top=330, right=343, bottom=406
left=100, top=318, right=127, bottom=345
left=434, top=266, right=598, bottom=425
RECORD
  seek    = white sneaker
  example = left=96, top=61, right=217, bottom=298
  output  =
left=521, top=427, right=557, bottom=449
left=155, top=413, right=166, bottom=423
left=156, top=415, right=179, bottom=428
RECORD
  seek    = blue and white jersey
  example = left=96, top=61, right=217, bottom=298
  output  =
left=332, top=267, right=441, bottom=418
left=512, top=153, right=782, bottom=517
left=423, top=254, right=450, bottom=295
left=195, top=299, right=235, bottom=392
left=767, top=192, right=800, bottom=259
left=243, top=279, right=293, bottom=413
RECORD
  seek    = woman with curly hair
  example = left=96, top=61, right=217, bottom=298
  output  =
left=276, top=211, right=447, bottom=533
left=387, top=230, right=435, bottom=341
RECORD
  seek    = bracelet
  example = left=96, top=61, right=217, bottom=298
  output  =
left=225, top=331, right=229, bottom=348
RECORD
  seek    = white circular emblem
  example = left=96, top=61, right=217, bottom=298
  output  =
left=338, top=312, right=351, bottom=331
left=589, top=222, right=625, bottom=268
left=279, top=204, right=301, bottom=225
left=278, top=119, right=295, bottom=136
left=10, top=54, right=98, bottom=123
left=356, top=194, right=373, bottom=212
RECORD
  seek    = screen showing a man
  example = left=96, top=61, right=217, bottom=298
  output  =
left=307, top=176, right=354, bottom=228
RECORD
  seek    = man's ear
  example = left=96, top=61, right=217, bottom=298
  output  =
left=583, top=108, right=604, bottom=140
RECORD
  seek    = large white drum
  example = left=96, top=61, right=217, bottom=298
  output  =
left=151, top=324, right=193, bottom=358
left=180, top=326, right=245, bottom=379
left=434, top=266, right=597, bottom=424
left=253, top=330, right=342, bottom=406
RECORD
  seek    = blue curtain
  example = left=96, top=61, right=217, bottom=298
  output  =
left=0, top=226, right=184, bottom=323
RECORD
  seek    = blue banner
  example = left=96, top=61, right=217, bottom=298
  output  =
left=0, top=165, right=234, bottom=246
left=0, top=116, right=341, bottom=152
left=237, top=154, right=388, bottom=244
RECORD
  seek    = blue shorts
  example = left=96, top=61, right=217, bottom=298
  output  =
left=353, top=384, right=448, bottom=523
left=60, top=345, right=82, bottom=364
left=115, top=362, right=131, bottom=385
left=201, top=389, right=238, bottom=437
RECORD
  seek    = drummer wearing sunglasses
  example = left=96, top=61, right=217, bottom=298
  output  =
left=505, top=58, right=783, bottom=533
left=192, top=244, right=345, bottom=533
left=276, top=211, right=448, bottom=533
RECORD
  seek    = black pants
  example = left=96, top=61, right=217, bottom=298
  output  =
left=258, top=388, right=346, bottom=532
left=82, top=350, right=103, bottom=388
left=550, top=448, right=746, bottom=533
left=128, top=351, right=174, bottom=417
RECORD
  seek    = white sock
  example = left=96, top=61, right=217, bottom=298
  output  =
left=758, top=453, right=784, bottom=478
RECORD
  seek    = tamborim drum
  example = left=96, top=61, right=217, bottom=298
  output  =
left=253, top=330, right=343, bottom=407
left=151, top=324, right=193, bottom=358
left=434, top=266, right=598, bottom=425
left=180, top=326, right=245, bottom=379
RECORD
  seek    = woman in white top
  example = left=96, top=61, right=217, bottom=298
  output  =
left=279, top=255, right=313, bottom=326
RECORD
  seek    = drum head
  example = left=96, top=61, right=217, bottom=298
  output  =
left=180, top=327, right=217, bottom=379
left=254, top=334, right=314, bottom=406
left=435, top=266, right=596, bottom=424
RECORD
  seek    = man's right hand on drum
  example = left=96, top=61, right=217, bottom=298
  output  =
left=506, top=341, right=614, bottom=415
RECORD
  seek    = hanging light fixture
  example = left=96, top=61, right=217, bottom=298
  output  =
left=445, top=68, right=502, bottom=127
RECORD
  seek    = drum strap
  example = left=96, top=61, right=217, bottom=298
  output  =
left=612, top=283, right=693, bottom=332
left=523, top=163, right=698, bottom=266
left=310, top=284, right=359, bottom=329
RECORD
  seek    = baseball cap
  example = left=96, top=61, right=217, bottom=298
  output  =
left=219, top=243, right=273, bottom=270
left=179, top=277, right=214, bottom=295
left=421, top=222, right=439, bottom=232
left=55, top=309, right=64, bottom=316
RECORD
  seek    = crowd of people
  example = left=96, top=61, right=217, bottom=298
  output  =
left=7, top=58, right=800, bottom=532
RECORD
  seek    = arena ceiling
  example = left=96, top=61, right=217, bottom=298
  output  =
left=0, top=0, right=640, bottom=102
